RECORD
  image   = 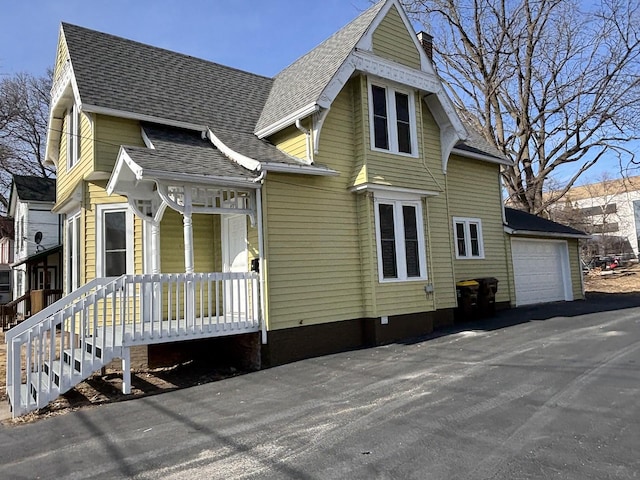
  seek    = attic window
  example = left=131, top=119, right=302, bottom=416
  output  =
left=67, top=104, right=80, bottom=171
left=368, top=80, right=417, bottom=156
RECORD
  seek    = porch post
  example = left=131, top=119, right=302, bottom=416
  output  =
left=183, top=188, right=194, bottom=274
left=182, top=188, right=195, bottom=324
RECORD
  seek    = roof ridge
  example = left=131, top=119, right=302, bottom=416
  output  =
left=61, top=22, right=273, bottom=82
left=273, top=0, right=384, bottom=79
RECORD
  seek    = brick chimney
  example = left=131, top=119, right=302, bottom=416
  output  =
left=417, top=31, right=433, bottom=61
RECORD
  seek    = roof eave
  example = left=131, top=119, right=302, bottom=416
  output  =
left=451, top=147, right=512, bottom=166
left=504, top=226, right=591, bottom=240
left=255, top=103, right=320, bottom=139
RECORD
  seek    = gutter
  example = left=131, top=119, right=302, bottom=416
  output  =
left=504, top=226, right=591, bottom=240
left=451, top=147, right=513, bottom=166
left=255, top=103, right=320, bottom=139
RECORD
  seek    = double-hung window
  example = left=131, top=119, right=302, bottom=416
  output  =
left=369, top=80, right=417, bottom=156
left=453, top=217, right=484, bottom=259
left=375, top=195, right=427, bottom=282
left=96, top=204, right=134, bottom=277
left=66, top=211, right=81, bottom=292
left=67, top=104, right=80, bottom=171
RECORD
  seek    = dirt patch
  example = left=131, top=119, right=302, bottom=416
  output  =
left=583, top=262, right=640, bottom=294
left=0, top=335, right=244, bottom=425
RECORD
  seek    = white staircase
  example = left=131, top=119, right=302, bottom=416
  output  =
left=5, top=272, right=261, bottom=418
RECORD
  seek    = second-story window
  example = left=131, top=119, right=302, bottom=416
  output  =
left=67, top=104, right=80, bottom=170
left=369, top=81, right=417, bottom=156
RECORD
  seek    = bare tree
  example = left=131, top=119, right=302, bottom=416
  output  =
left=401, top=0, right=640, bottom=214
left=0, top=71, right=54, bottom=212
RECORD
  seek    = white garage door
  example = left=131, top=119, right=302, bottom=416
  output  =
left=512, top=238, right=573, bottom=306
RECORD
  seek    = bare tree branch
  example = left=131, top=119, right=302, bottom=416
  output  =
left=0, top=70, right=54, bottom=212
left=401, top=0, right=640, bottom=214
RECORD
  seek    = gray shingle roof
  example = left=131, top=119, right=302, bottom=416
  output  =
left=63, top=23, right=272, bottom=134
left=455, top=122, right=508, bottom=161
left=123, top=124, right=258, bottom=180
left=254, top=1, right=386, bottom=133
left=505, top=207, right=589, bottom=237
left=13, top=176, right=56, bottom=202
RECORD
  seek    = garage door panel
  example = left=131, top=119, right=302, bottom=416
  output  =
left=512, top=239, right=571, bottom=306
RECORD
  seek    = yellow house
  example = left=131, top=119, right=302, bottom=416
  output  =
left=5, top=0, right=584, bottom=417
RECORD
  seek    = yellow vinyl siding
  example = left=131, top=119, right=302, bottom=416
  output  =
left=374, top=199, right=436, bottom=315
left=371, top=5, right=421, bottom=69
left=264, top=82, right=365, bottom=330
left=446, top=156, right=511, bottom=304
left=361, top=82, right=443, bottom=192
left=94, top=115, right=144, bottom=173
left=568, top=239, right=584, bottom=299
left=350, top=76, right=368, bottom=186
left=160, top=210, right=217, bottom=273
left=53, top=33, right=69, bottom=81
left=57, top=111, right=94, bottom=204
left=270, top=124, right=308, bottom=159
left=84, top=181, right=143, bottom=281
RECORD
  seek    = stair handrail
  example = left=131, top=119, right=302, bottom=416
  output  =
left=5, top=276, right=121, bottom=344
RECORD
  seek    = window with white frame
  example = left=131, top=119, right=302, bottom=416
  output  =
left=67, top=104, right=81, bottom=171
left=96, top=204, right=134, bottom=277
left=375, top=196, right=427, bottom=282
left=66, top=212, right=81, bottom=292
left=369, top=80, right=417, bottom=156
left=453, top=217, right=485, bottom=259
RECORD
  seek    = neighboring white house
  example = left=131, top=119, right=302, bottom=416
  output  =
left=8, top=176, right=62, bottom=309
left=0, top=216, right=14, bottom=304
left=552, top=176, right=640, bottom=258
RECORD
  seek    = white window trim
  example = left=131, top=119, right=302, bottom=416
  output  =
left=453, top=217, right=485, bottom=259
left=65, top=210, right=81, bottom=293
left=67, top=104, right=80, bottom=171
left=374, top=194, right=428, bottom=283
left=367, top=77, right=419, bottom=158
left=96, top=203, right=134, bottom=278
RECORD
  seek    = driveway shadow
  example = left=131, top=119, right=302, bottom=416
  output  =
left=400, top=292, right=640, bottom=345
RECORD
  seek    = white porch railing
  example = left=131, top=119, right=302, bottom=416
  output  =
left=5, top=271, right=260, bottom=418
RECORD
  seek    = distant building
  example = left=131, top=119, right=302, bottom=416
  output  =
left=549, top=176, right=640, bottom=258
left=8, top=176, right=62, bottom=310
left=0, top=216, right=14, bottom=304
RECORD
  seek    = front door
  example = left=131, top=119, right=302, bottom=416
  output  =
left=222, top=214, right=248, bottom=317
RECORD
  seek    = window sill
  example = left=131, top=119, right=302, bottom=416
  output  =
left=370, top=146, right=419, bottom=159
left=378, top=276, right=428, bottom=284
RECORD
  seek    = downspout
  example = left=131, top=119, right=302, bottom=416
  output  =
left=255, top=171, right=267, bottom=344
left=295, top=119, right=313, bottom=164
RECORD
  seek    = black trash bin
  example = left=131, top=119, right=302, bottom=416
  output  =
left=475, top=277, right=499, bottom=317
left=456, top=280, right=479, bottom=322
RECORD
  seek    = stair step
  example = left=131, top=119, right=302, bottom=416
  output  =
left=24, top=371, right=60, bottom=408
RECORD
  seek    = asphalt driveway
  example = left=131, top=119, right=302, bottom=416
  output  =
left=1, top=294, right=639, bottom=479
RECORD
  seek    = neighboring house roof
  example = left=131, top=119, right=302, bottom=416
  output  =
left=12, top=176, right=56, bottom=203
left=255, top=1, right=386, bottom=134
left=504, top=207, right=590, bottom=239
left=10, top=244, right=62, bottom=268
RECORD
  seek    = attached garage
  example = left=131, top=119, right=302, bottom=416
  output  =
left=511, top=238, right=572, bottom=306
left=505, top=208, right=590, bottom=306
